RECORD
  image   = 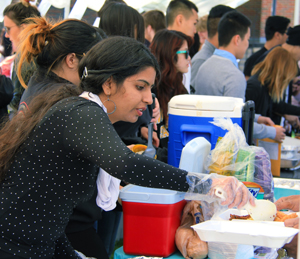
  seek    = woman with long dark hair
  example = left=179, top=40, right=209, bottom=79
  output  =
left=0, top=33, right=253, bottom=259
left=98, top=1, right=145, bottom=43
left=9, top=16, right=108, bottom=258
left=150, top=29, right=192, bottom=148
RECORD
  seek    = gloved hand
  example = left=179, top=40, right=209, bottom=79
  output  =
left=186, top=173, right=255, bottom=209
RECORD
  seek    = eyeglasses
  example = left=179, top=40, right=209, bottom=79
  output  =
left=176, top=50, right=190, bottom=59
left=4, top=25, right=18, bottom=35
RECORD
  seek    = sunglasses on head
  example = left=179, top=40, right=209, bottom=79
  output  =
left=176, top=50, right=189, bottom=59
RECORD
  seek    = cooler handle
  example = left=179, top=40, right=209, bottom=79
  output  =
left=242, top=100, right=255, bottom=145
left=180, top=124, right=215, bottom=146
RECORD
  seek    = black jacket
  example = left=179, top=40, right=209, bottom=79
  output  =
left=0, top=75, right=13, bottom=125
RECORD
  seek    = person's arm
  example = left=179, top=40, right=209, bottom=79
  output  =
left=274, top=195, right=300, bottom=258
left=272, top=100, right=300, bottom=116
left=54, top=234, right=81, bottom=258
left=283, top=217, right=299, bottom=258
left=256, top=115, right=274, bottom=126
left=63, top=101, right=253, bottom=208
left=275, top=195, right=300, bottom=212
left=253, top=122, right=285, bottom=142
left=64, top=102, right=190, bottom=191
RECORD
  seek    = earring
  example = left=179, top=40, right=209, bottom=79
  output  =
left=103, top=95, right=117, bottom=115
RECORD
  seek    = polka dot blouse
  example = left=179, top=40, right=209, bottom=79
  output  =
left=0, top=97, right=189, bottom=258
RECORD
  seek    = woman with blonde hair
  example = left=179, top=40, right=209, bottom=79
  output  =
left=246, top=47, right=298, bottom=120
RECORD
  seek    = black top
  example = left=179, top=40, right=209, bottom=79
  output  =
left=243, top=47, right=267, bottom=77
left=0, top=97, right=190, bottom=258
left=20, top=67, right=70, bottom=108
left=246, top=73, right=273, bottom=117
left=0, top=75, right=13, bottom=125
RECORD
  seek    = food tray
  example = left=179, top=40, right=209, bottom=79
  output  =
left=192, top=220, right=298, bottom=248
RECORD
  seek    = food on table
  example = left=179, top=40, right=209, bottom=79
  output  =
left=229, top=210, right=298, bottom=222
left=274, top=211, right=298, bottom=222
left=229, top=214, right=253, bottom=220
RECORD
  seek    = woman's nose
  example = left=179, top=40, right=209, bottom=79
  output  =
left=144, top=89, right=153, bottom=105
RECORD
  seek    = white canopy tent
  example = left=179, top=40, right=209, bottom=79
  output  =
left=1, top=0, right=250, bottom=24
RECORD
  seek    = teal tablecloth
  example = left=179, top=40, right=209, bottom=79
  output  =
left=114, top=247, right=184, bottom=259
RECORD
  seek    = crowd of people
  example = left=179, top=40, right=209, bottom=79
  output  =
left=0, top=0, right=300, bottom=258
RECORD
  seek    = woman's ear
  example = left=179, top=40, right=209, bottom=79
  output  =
left=65, top=53, right=79, bottom=69
left=102, top=76, right=113, bottom=96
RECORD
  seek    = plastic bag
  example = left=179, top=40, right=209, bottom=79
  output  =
left=175, top=201, right=208, bottom=259
left=205, top=117, right=274, bottom=202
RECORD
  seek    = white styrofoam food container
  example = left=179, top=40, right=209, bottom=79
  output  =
left=192, top=209, right=298, bottom=249
left=192, top=219, right=298, bottom=248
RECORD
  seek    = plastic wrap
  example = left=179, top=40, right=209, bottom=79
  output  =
left=175, top=201, right=208, bottom=259
left=204, top=117, right=274, bottom=202
left=186, top=172, right=254, bottom=210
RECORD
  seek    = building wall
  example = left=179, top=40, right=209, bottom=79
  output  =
left=237, top=0, right=298, bottom=42
left=236, top=0, right=262, bottom=42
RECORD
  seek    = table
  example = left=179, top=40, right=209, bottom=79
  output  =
left=114, top=186, right=300, bottom=259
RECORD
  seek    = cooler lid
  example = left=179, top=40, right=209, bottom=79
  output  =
left=119, top=184, right=185, bottom=204
left=168, top=94, right=244, bottom=112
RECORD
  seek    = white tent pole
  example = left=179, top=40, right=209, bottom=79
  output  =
left=37, top=0, right=52, bottom=17
left=64, top=0, right=71, bottom=19
left=295, top=0, right=300, bottom=26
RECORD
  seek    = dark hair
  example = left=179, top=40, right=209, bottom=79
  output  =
left=207, top=5, right=234, bottom=38
left=79, top=36, right=160, bottom=95
left=98, top=0, right=127, bottom=16
left=265, top=16, right=290, bottom=41
left=218, top=10, right=251, bottom=47
left=286, top=25, right=300, bottom=46
left=17, top=17, right=103, bottom=88
left=3, top=0, right=40, bottom=26
left=150, top=29, right=191, bottom=121
left=143, top=10, right=166, bottom=33
left=1, top=30, right=12, bottom=57
left=98, top=2, right=145, bottom=43
left=166, top=0, right=198, bottom=27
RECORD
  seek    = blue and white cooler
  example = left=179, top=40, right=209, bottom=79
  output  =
left=168, top=95, right=254, bottom=168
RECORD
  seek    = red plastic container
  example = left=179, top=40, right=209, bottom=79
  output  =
left=120, top=185, right=186, bottom=257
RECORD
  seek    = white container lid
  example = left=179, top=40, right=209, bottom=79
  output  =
left=168, top=94, right=244, bottom=118
left=119, top=184, right=185, bottom=204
